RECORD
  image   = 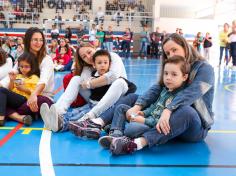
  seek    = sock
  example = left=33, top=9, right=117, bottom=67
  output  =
left=91, top=118, right=105, bottom=127
left=134, top=138, right=147, bottom=150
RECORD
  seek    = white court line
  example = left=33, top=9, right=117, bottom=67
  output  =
left=39, top=129, right=55, bottom=176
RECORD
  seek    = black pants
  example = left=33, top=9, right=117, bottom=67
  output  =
left=0, top=87, right=27, bottom=116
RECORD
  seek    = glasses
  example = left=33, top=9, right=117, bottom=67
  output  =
left=18, top=65, right=31, bottom=69
left=31, top=38, right=44, bottom=43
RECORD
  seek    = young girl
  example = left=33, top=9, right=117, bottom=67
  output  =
left=41, top=49, right=136, bottom=132
left=53, top=46, right=70, bottom=71
left=0, top=52, right=40, bottom=126
left=98, top=55, right=190, bottom=148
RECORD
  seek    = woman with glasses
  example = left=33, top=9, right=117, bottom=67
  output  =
left=0, top=27, right=54, bottom=121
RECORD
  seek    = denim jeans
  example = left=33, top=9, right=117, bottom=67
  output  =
left=106, top=42, right=113, bottom=52
left=110, top=104, right=151, bottom=138
left=139, top=41, right=148, bottom=57
left=61, top=102, right=95, bottom=131
left=219, top=46, right=229, bottom=65
left=100, top=93, right=138, bottom=125
left=142, top=106, right=208, bottom=147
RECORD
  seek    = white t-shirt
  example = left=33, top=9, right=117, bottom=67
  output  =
left=80, top=51, right=127, bottom=84
left=0, top=57, right=13, bottom=81
left=0, top=55, right=54, bottom=99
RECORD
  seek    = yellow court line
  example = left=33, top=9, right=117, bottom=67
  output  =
left=224, top=84, right=236, bottom=93
left=209, top=130, right=236, bottom=134
left=0, top=127, right=46, bottom=135
left=1, top=127, right=236, bottom=135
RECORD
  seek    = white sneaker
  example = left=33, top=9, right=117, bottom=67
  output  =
left=40, top=103, right=50, bottom=129
left=49, top=104, right=61, bottom=132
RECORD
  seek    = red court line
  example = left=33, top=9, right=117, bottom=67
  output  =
left=0, top=85, right=63, bottom=147
left=0, top=123, right=24, bottom=147
left=53, top=85, right=63, bottom=95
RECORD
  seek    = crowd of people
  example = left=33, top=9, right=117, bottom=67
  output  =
left=0, top=19, right=220, bottom=155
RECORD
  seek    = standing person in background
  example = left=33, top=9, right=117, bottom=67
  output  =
left=138, top=25, right=150, bottom=60
left=89, top=24, right=97, bottom=44
left=105, top=26, right=113, bottom=52
left=76, top=24, right=85, bottom=46
left=150, top=27, right=162, bottom=59
left=96, top=26, right=105, bottom=49
left=228, top=20, right=236, bottom=70
left=203, top=32, right=212, bottom=61
left=121, top=28, right=132, bottom=59
left=65, top=26, right=72, bottom=43
left=51, top=24, right=60, bottom=41
left=219, top=23, right=229, bottom=66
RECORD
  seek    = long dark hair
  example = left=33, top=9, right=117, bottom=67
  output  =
left=0, top=48, right=7, bottom=66
left=24, top=27, right=46, bottom=64
left=17, top=52, right=40, bottom=77
left=162, top=33, right=204, bottom=65
left=74, top=42, right=95, bottom=76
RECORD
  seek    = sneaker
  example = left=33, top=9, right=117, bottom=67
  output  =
left=110, top=136, right=137, bottom=155
left=40, top=103, right=50, bottom=128
left=98, top=136, right=114, bottom=149
left=69, top=120, right=101, bottom=139
left=78, top=113, right=96, bottom=122
left=23, top=115, right=33, bottom=126
left=69, top=119, right=102, bottom=130
left=49, top=104, right=63, bottom=132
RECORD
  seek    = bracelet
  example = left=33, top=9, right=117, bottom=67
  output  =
left=86, top=80, right=91, bottom=89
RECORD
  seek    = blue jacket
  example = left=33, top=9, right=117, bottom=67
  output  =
left=135, top=60, right=215, bottom=129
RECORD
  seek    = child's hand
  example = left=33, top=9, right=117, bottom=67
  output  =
left=9, top=72, right=17, bottom=81
left=15, top=83, right=25, bottom=91
left=126, top=105, right=142, bottom=120
left=59, top=59, right=64, bottom=63
left=130, top=115, right=145, bottom=124
left=80, top=80, right=91, bottom=89
left=156, top=109, right=172, bottom=135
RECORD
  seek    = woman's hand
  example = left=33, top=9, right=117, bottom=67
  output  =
left=80, top=80, right=91, bottom=89
left=27, top=94, right=38, bottom=112
left=156, top=109, right=172, bottom=135
left=126, top=105, right=142, bottom=120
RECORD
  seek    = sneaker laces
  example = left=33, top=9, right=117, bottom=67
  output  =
left=122, top=137, right=137, bottom=153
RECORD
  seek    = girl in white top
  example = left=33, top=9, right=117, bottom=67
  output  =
left=0, top=48, right=13, bottom=81
left=40, top=42, right=129, bottom=132
left=0, top=27, right=54, bottom=116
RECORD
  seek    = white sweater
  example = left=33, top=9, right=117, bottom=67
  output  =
left=0, top=57, right=13, bottom=81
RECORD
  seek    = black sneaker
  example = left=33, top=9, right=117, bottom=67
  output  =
left=69, top=121, right=101, bottom=139
left=110, top=136, right=137, bottom=155
left=23, top=115, right=33, bottom=126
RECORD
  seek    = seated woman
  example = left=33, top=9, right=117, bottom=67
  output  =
left=73, top=33, right=215, bottom=155
left=40, top=42, right=131, bottom=132
left=46, top=50, right=135, bottom=132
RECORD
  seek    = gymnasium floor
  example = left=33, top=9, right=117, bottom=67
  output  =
left=0, top=59, right=236, bottom=176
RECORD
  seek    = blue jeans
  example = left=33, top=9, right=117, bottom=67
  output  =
left=142, top=106, right=208, bottom=147
left=110, top=104, right=151, bottom=138
left=219, top=46, right=229, bottom=65
left=139, top=41, right=148, bottom=57
left=100, top=93, right=138, bottom=125
left=106, top=42, right=113, bottom=52
left=61, top=102, right=95, bottom=131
